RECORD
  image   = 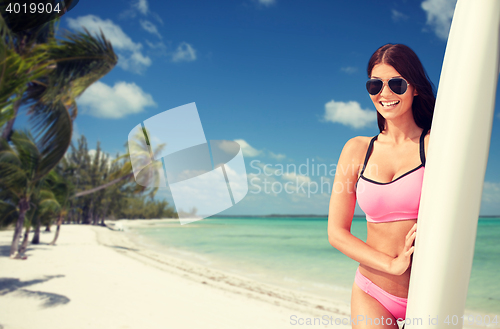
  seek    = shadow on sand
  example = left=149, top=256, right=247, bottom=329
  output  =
left=0, top=275, right=70, bottom=308
left=0, top=243, right=52, bottom=258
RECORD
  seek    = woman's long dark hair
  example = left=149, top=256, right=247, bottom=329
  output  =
left=367, top=44, right=436, bottom=132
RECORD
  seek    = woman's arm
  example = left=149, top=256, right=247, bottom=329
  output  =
left=327, top=137, right=396, bottom=274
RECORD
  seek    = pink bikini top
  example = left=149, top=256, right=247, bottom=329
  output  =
left=355, top=129, right=428, bottom=223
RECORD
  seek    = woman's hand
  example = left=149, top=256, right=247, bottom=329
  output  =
left=388, top=223, right=417, bottom=275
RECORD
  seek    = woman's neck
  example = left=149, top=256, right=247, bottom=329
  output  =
left=382, top=118, right=422, bottom=144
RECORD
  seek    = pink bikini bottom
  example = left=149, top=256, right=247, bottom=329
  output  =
left=355, top=268, right=407, bottom=320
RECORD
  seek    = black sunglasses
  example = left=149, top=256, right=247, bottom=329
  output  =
left=366, top=78, right=409, bottom=95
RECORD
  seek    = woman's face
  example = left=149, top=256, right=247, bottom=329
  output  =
left=369, top=63, right=418, bottom=123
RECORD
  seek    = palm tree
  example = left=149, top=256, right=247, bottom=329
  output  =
left=31, top=187, right=61, bottom=244
left=1, top=1, right=78, bottom=35
left=0, top=131, right=67, bottom=258
left=0, top=183, right=19, bottom=228
left=31, top=193, right=56, bottom=244
left=1, top=6, right=117, bottom=141
left=63, top=132, right=174, bottom=222
left=73, top=127, right=166, bottom=198
left=0, top=15, right=53, bottom=130
left=0, top=5, right=117, bottom=254
left=45, top=169, right=71, bottom=245
left=19, top=186, right=59, bottom=254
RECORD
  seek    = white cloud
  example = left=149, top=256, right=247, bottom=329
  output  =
left=88, top=149, right=114, bottom=168
left=341, top=66, right=358, bottom=74
left=323, top=100, right=376, bottom=129
left=257, top=0, right=276, bottom=6
left=120, top=0, right=163, bottom=24
left=282, top=172, right=311, bottom=184
left=146, top=41, right=199, bottom=63
left=134, top=0, right=148, bottom=15
left=151, top=13, right=163, bottom=25
left=421, top=0, right=457, bottom=40
left=120, top=51, right=152, bottom=73
left=67, top=15, right=136, bottom=50
left=67, top=15, right=151, bottom=74
left=482, top=181, right=500, bottom=204
left=269, top=151, right=286, bottom=160
left=172, top=42, right=197, bottom=62
left=146, top=40, right=168, bottom=56
left=234, top=139, right=262, bottom=157
left=78, top=81, right=156, bottom=119
left=88, top=149, right=98, bottom=159
left=231, top=140, right=286, bottom=161
left=391, top=9, right=408, bottom=22
left=115, top=3, right=195, bottom=64
left=140, top=20, right=161, bottom=39
left=146, top=40, right=166, bottom=50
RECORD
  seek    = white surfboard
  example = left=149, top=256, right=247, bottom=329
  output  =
left=406, top=0, right=500, bottom=328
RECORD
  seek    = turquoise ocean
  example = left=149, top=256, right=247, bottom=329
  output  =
left=129, top=217, right=500, bottom=315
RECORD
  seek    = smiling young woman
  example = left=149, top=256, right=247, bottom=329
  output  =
left=368, top=64, right=418, bottom=126
left=327, top=44, right=436, bottom=328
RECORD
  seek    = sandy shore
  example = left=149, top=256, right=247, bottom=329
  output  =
left=0, top=223, right=352, bottom=329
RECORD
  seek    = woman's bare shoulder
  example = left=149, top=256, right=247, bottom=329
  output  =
left=342, top=136, right=373, bottom=159
left=345, top=135, right=373, bottom=149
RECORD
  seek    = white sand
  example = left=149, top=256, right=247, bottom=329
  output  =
left=0, top=223, right=352, bottom=329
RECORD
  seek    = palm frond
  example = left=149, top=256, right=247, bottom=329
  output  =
left=0, top=39, right=53, bottom=122
left=29, top=101, right=71, bottom=179
left=39, top=28, right=117, bottom=105
left=0, top=200, right=18, bottom=227
left=38, top=187, right=56, bottom=201
left=0, top=11, right=13, bottom=41
left=37, top=188, right=60, bottom=214
left=10, top=131, right=40, bottom=174
left=0, top=1, right=69, bottom=35
left=46, top=168, right=73, bottom=206
left=0, top=161, right=28, bottom=191
left=0, top=133, right=40, bottom=193
left=0, top=138, right=20, bottom=163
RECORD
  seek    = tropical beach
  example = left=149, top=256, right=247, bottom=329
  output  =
left=2, top=217, right=499, bottom=329
left=0, top=222, right=352, bottom=329
left=2, top=1, right=500, bottom=329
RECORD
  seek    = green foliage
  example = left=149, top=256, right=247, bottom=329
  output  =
left=0, top=1, right=76, bottom=34
left=0, top=9, right=117, bottom=149
left=0, top=15, right=53, bottom=127
left=0, top=131, right=49, bottom=198
left=0, top=131, right=63, bottom=242
left=0, top=199, right=17, bottom=227
left=118, top=196, right=177, bottom=220
left=23, top=184, right=59, bottom=229
left=0, top=131, right=70, bottom=225
left=61, top=135, right=177, bottom=224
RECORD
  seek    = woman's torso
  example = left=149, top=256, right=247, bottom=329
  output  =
left=355, top=129, right=429, bottom=298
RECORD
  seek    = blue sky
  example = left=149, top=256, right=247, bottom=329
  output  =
left=19, top=0, right=500, bottom=215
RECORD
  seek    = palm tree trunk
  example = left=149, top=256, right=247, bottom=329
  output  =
left=85, top=201, right=93, bottom=225
left=1, top=98, right=22, bottom=141
left=91, top=202, right=96, bottom=225
left=10, top=197, right=30, bottom=258
left=100, top=203, right=109, bottom=226
left=49, top=214, right=63, bottom=245
left=32, top=217, right=41, bottom=244
left=73, top=173, right=133, bottom=198
left=19, top=225, right=31, bottom=255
